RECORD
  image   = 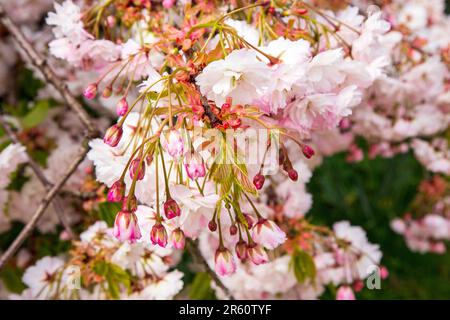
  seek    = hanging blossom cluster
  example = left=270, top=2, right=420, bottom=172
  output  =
left=0, top=0, right=448, bottom=300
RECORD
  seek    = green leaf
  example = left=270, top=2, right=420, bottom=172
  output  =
left=188, top=272, right=215, bottom=300
left=98, top=202, right=121, bottom=227
left=290, top=250, right=317, bottom=284
left=21, top=100, right=50, bottom=129
left=93, top=261, right=131, bottom=300
left=0, top=266, right=26, bottom=293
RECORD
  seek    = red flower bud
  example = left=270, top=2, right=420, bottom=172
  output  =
left=129, top=157, right=146, bottom=181
left=164, top=198, right=181, bottom=219
left=302, top=145, right=315, bottom=159
left=107, top=180, right=125, bottom=202
left=208, top=220, right=217, bottom=232
left=150, top=222, right=168, bottom=248
left=103, top=125, right=123, bottom=147
left=288, top=169, right=298, bottom=181
left=253, top=174, right=265, bottom=190
left=229, top=224, right=238, bottom=236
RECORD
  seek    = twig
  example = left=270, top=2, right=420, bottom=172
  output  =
left=187, top=239, right=235, bottom=300
left=0, top=143, right=89, bottom=271
left=194, top=84, right=222, bottom=128
left=0, top=4, right=98, bottom=138
left=0, top=115, right=75, bottom=238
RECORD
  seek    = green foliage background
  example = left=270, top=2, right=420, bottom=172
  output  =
left=309, top=151, right=450, bottom=299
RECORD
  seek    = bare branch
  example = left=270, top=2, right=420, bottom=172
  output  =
left=0, top=143, right=89, bottom=271
left=0, top=115, right=76, bottom=238
left=187, top=239, right=235, bottom=300
left=0, top=4, right=98, bottom=138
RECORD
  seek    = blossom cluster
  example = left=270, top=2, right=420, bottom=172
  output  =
left=0, top=0, right=448, bottom=300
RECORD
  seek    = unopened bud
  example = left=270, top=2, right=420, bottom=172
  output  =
left=253, top=174, right=265, bottom=190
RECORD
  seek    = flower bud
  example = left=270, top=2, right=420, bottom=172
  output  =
left=229, top=224, right=238, bottom=236
left=103, top=125, right=123, bottom=147
left=253, top=174, right=265, bottom=190
left=107, top=180, right=125, bottom=202
left=102, top=85, right=113, bottom=98
left=288, top=169, right=298, bottom=181
left=170, top=228, right=185, bottom=249
left=336, top=286, right=356, bottom=300
left=113, top=211, right=141, bottom=243
left=116, top=98, right=129, bottom=116
left=235, top=241, right=248, bottom=260
left=129, top=157, right=146, bottom=181
left=247, top=243, right=269, bottom=265
left=83, top=83, right=97, bottom=100
left=214, top=247, right=236, bottom=276
left=162, top=129, right=184, bottom=159
left=150, top=223, right=168, bottom=247
left=208, top=220, right=217, bottom=232
left=243, top=214, right=255, bottom=229
left=164, top=198, right=181, bottom=219
left=252, top=219, right=286, bottom=249
left=122, top=195, right=138, bottom=212
left=184, top=152, right=206, bottom=180
left=302, top=144, right=315, bottom=159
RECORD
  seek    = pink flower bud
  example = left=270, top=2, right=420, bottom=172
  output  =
left=170, top=228, right=185, bottom=249
left=288, top=169, right=298, bottom=181
left=113, top=211, right=141, bottom=243
left=184, top=152, right=206, bottom=180
left=247, top=243, right=269, bottom=265
left=243, top=214, right=255, bottom=229
left=253, top=174, right=265, bottom=190
left=103, top=125, right=123, bottom=147
left=252, top=219, right=286, bottom=249
left=302, top=144, right=315, bottom=159
left=107, top=180, right=125, bottom=202
left=229, top=224, right=237, bottom=235
left=83, top=83, right=97, bottom=100
left=116, top=98, right=129, bottom=116
left=336, top=286, right=356, bottom=300
left=151, top=223, right=168, bottom=247
left=129, top=157, right=146, bottom=181
left=162, top=129, right=184, bottom=159
left=208, top=220, right=217, bottom=232
left=235, top=241, right=248, bottom=260
left=122, top=195, right=138, bottom=212
left=214, top=247, right=236, bottom=276
left=164, top=198, right=181, bottom=219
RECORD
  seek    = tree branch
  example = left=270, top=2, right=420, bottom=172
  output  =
left=187, top=239, right=235, bottom=300
left=0, top=143, right=89, bottom=271
left=0, top=115, right=75, bottom=238
left=0, top=4, right=98, bottom=138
